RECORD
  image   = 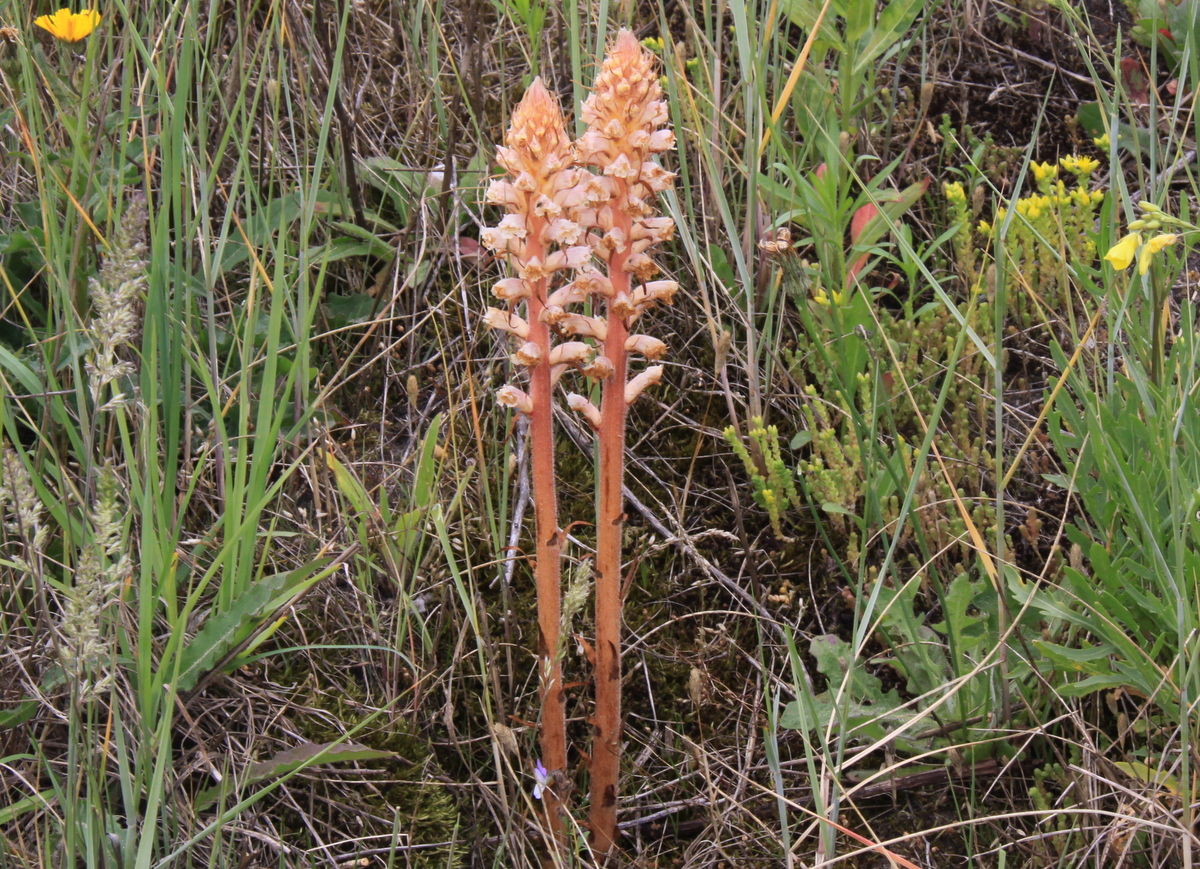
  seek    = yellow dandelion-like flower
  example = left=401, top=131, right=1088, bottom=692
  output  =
left=35, top=8, right=99, bottom=42
left=1104, top=233, right=1142, bottom=271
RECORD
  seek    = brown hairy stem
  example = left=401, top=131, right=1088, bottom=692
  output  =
left=590, top=223, right=632, bottom=855
left=525, top=225, right=568, bottom=837
left=484, top=36, right=675, bottom=855
left=573, top=31, right=677, bottom=855
left=481, top=78, right=594, bottom=846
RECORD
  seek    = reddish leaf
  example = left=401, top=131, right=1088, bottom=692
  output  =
left=850, top=202, right=879, bottom=245
left=1121, top=57, right=1150, bottom=103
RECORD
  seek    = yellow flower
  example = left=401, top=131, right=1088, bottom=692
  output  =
left=1093, top=133, right=1111, bottom=150
left=1031, top=161, right=1059, bottom=184
left=1061, top=154, right=1100, bottom=175
left=813, top=288, right=846, bottom=307
left=1104, top=232, right=1142, bottom=270
left=1137, top=233, right=1179, bottom=275
left=35, top=8, right=99, bottom=42
left=1145, top=233, right=1179, bottom=254
left=943, top=181, right=966, bottom=202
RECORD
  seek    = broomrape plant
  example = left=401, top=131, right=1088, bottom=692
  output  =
left=483, top=30, right=676, bottom=856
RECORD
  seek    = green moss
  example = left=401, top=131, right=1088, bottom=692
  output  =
left=290, top=689, right=463, bottom=868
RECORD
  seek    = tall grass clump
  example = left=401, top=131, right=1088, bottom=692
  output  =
left=0, top=0, right=382, bottom=864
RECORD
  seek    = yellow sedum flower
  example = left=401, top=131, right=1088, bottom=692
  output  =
left=1031, top=161, right=1059, bottom=184
left=1093, top=133, right=1111, bottom=150
left=1061, top=155, right=1100, bottom=175
left=1104, top=233, right=1142, bottom=270
left=943, top=181, right=966, bottom=202
left=35, top=8, right=100, bottom=42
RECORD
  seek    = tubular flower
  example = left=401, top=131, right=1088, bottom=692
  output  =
left=625, top=334, right=668, bottom=359
left=545, top=312, right=607, bottom=341
left=492, top=278, right=531, bottom=301
left=566, top=393, right=602, bottom=428
left=496, top=385, right=533, bottom=415
left=35, top=8, right=99, bottom=42
left=512, top=342, right=543, bottom=367
left=1104, top=233, right=1142, bottom=271
left=483, top=307, right=530, bottom=339
left=625, top=366, right=664, bottom=404
left=549, top=342, right=594, bottom=367
left=1138, top=232, right=1179, bottom=275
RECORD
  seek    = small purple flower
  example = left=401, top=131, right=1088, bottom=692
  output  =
left=532, top=760, right=550, bottom=800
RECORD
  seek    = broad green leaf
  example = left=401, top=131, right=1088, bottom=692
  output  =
left=0, top=789, right=55, bottom=825
left=1113, top=761, right=1181, bottom=797
left=194, top=742, right=397, bottom=810
left=854, top=0, right=923, bottom=74
left=0, top=700, right=37, bottom=729
left=174, top=559, right=332, bottom=692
